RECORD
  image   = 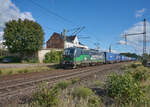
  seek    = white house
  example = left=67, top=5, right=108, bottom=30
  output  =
left=64, top=35, right=88, bottom=49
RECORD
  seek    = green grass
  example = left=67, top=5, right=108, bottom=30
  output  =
left=32, top=82, right=60, bottom=107
left=72, top=77, right=79, bottom=84
left=0, top=70, right=2, bottom=75
left=7, top=71, right=13, bottom=75
left=0, top=66, right=54, bottom=76
left=94, top=80, right=104, bottom=87
left=72, top=86, right=94, bottom=99
left=56, top=80, right=71, bottom=90
left=30, top=82, right=102, bottom=107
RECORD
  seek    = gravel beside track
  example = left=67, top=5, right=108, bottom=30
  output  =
left=0, top=62, right=128, bottom=106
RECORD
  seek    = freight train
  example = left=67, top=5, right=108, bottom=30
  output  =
left=61, top=47, right=136, bottom=68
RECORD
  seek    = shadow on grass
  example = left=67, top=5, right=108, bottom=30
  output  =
left=46, top=64, right=63, bottom=69
left=91, top=88, right=114, bottom=106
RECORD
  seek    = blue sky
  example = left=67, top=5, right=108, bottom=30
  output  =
left=1, top=0, right=150, bottom=54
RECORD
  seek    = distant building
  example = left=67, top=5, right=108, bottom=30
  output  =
left=46, top=32, right=88, bottom=49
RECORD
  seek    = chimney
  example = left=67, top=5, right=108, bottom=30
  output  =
left=62, top=29, right=67, bottom=41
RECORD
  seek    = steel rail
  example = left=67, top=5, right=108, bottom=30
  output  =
left=0, top=63, right=122, bottom=102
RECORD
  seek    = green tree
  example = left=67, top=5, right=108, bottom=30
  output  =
left=43, top=51, right=63, bottom=63
left=120, top=52, right=139, bottom=58
left=3, top=19, right=44, bottom=57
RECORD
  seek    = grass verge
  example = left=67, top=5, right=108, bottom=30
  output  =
left=0, top=66, right=54, bottom=76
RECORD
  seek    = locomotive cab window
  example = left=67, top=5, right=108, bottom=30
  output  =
left=64, top=48, right=75, bottom=56
left=76, top=48, right=82, bottom=57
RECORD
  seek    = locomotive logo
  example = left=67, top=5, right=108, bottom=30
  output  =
left=84, top=57, right=87, bottom=61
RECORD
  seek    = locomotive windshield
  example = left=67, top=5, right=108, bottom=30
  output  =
left=64, top=48, right=75, bottom=56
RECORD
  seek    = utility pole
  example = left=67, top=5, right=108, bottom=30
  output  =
left=61, top=27, right=85, bottom=49
left=109, top=45, right=111, bottom=52
left=61, top=29, right=67, bottom=49
left=143, top=18, right=146, bottom=54
left=62, top=29, right=67, bottom=41
left=109, top=43, right=119, bottom=53
left=123, top=19, right=146, bottom=55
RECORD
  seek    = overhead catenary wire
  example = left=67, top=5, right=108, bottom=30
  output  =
left=29, top=0, right=76, bottom=26
left=35, top=17, right=59, bottom=32
left=13, top=0, right=60, bottom=32
left=25, top=0, right=94, bottom=40
left=14, top=0, right=98, bottom=48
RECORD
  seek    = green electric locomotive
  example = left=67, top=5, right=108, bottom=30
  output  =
left=61, top=47, right=105, bottom=68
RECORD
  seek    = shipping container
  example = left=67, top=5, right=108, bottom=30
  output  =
left=104, top=52, right=116, bottom=63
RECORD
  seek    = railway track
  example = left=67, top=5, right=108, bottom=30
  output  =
left=0, top=63, right=125, bottom=103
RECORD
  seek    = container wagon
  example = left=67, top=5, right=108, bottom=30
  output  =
left=104, top=52, right=116, bottom=64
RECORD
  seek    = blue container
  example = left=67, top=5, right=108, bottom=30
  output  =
left=131, top=57, right=136, bottom=61
left=121, top=55, right=124, bottom=61
left=104, top=52, right=116, bottom=63
left=116, top=54, right=121, bottom=62
left=125, top=56, right=128, bottom=61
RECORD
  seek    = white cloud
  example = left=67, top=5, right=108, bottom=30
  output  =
left=0, top=32, right=4, bottom=49
left=0, top=0, right=34, bottom=41
left=120, top=20, right=150, bottom=54
left=136, top=8, right=146, bottom=18
left=0, top=32, right=4, bottom=41
left=111, top=50, right=118, bottom=53
left=20, top=12, right=34, bottom=20
left=100, top=47, right=118, bottom=54
left=118, top=40, right=126, bottom=45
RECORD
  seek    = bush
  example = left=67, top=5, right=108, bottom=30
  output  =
left=105, top=73, right=146, bottom=104
left=32, top=82, right=60, bottom=107
left=130, top=62, right=142, bottom=68
left=18, top=69, right=29, bottom=74
left=94, top=80, right=104, bottom=87
left=72, top=86, right=102, bottom=107
left=120, top=62, right=142, bottom=70
left=18, top=70, right=24, bottom=74
left=72, top=77, right=79, bottom=84
left=0, top=56, right=5, bottom=62
left=130, top=66, right=150, bottom=81
left=56, top=80, right=71, bottom=90
left=31, top=82, right=102, bottom=107
left=27, top=58, right=39, bottom=63
left=72, top=86, right=94, bottom=99
left=23, top=69, right=29, bottom=73
left=21, top=57, right=39, bottom=63
left=43, top=51, right=63, bottom=63
left=88, top=95, right=102, bottom=107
